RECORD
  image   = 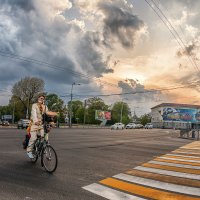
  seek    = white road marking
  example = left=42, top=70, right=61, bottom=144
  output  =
left=149, top=160, right=200, bottom=169
left=83, top=183, right=145, bottom=200
left=135, top=166, right=200, bottom=180
left=159, top=156, right=200, bottom=163
left=113, top=173, right=200, bottom=196
left=166, top=153, right=200, bottom=159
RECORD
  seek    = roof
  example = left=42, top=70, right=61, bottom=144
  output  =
left=151, top=103, right=200, bottom=109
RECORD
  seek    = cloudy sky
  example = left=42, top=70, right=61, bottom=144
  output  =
left=0, top=0, right=200, bottom=116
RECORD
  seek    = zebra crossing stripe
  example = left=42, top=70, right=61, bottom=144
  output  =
left=113, top=173, right=200, bottom=196
left=165, top=153, right=200, bottom=160
left=83, top=141, right=200, bottom=199
left=154, top=157, right=200, bottom=166
left=174, top=149, right=200, bottom=153
left=181, top=146, right=200, bottom=150
left=126, top=169, right=200, bottom=188
left=172, top=152, right=200, bottom=157
left=161, top=155, right=200, bottom=162
left=83, top=183, right=145, bottom=200
left=142, top=163, right=200, bottom=175
left=135, top=166, right=200, bottom=180
left=159, top=156, right=200, bottom=163
left=181, top=141, right=200, bottom=149
left=148, top=160, right=200, bottom=169
left=100, top=178, right=200, bottom=200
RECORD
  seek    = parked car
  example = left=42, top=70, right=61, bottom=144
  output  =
left=2, top=121, right=9, bottom=126
left=144, top=123, right=153, bottom=129
left=17, top=119, right=30, bottom=129
left=111, top=123, right=125, bottom=130
left=135, top=124, right=143, bottom=129
left=126, top=123, right=137, bottom=129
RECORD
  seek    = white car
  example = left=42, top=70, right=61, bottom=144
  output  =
left=111, top=123, right=125, bottom=130
left=135, top=124, right=144, bottom=129
left=126, top=123, right=137, bottom=129
left=144, top=123, right=153, bottom=129
left=17, top=119, right=30, bottom=129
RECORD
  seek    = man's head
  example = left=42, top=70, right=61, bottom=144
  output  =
left=37, top=94, right=46, bottom=104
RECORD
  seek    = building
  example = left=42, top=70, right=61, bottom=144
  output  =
left=151, top=103, right=200, bottom=129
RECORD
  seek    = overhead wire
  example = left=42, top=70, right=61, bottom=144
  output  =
left=0, top=50, right=118, bottom=89
left=0, top=1, right=200, bottom=100
left=60, top=82, right=198, bottom=98
left=144, top=0, right=200, bottom=72
left=150, top=0, right=199, bottom=71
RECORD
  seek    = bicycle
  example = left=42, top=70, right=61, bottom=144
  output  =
left=30, top=132, right=58, bottom=173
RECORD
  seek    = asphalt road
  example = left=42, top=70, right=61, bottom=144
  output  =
left=0, top=128, right=190, bottom=200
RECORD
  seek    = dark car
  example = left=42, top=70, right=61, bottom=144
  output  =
left=17, top=119, right=30, bottom=129
left=2, top=121, right=10, bottom=126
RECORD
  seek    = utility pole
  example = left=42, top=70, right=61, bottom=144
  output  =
left=120, top=102, right=124, bottom=123
left=12, top=101, right=15, bottom=124
left=120, top=98, right=128, bottom=123
left=69, top=82, right=81, bottom=128
left=26, top=97, right=29, bottom=119
left=83, top=99, right=87, bottom=125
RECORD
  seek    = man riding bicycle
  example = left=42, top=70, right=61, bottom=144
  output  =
left=27, top=94, right=57, bottom=159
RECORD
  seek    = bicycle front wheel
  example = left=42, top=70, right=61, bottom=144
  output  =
left=41, top=145, right=58, bottom=173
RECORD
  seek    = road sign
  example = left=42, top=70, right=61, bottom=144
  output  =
left=2, top=115, right=12, bottom=120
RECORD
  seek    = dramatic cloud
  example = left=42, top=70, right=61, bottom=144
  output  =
left=118, top=79, right=161, bottom=101
left=117, top=79, right=164, bottom=115
left=98, top=1, right=145, bottom=48
left=177, top=39, right=200, bottom=61
left=0, top=0, right=114, bottom=89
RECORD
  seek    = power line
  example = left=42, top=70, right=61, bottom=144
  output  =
left=0, top=50, right=118, bottom=89
left=149, top=0, right=199, bottom=71
left=144, top=0, right=200, bottom=72
left=60, top=82, right=198, bottom=98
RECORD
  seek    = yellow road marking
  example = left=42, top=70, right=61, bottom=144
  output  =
left=175, top=149, right=200, bottom=153
left=172, top=152, right=200, bottom=157
left=162, top=155, right=200, bottom=161
left=100, top=178, right=200, bottom=200
left=155, top=158, right=200, bottom=167
left=126, top=169, right=200, bottom=188
left=181, top=142, right=200, bottom=149
left=142, top=163, right=200, bottom=175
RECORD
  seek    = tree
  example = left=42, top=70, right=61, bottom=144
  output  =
left=86, top=97, right=108, bottom=124
left=0, top=105, right=12, bottom=120
left=9, top=96, right=25, bottom=122
left=139, top=114, right=151, bottom=125
left=111, top=102, right=131, bottom=124
left=46, top=93, right=67, bottom=123
left=11, top=77, right=44, bottom=118
left=67, top=100, right=84, bottom=124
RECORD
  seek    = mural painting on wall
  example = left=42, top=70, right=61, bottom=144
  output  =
left=162, top=107, right=200, bottom=122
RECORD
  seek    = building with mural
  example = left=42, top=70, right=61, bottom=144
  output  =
left=151, top=103, right=200, bottom=129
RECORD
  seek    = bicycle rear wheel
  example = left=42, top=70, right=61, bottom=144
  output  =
left=41, top=145, right=57, bottom=173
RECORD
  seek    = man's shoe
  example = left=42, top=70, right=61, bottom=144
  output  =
left=27, top=152, right=34, bottom=159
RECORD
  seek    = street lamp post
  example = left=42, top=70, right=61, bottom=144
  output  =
left=69, top=82, right=80, bottom=128
left=83, top=99, right=87, bottom=125
left=120, top=98, right=128, bottom=123
left=26, top=97, right=29, bottom=119
left=12, top=101, right=15, bottom=124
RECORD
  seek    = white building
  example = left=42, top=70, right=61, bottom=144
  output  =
left=151, top=103, right=200, bottom=129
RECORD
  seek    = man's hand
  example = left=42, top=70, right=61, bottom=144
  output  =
left=46, top=111, right=58, bottom=117
left=35, top=121, right=41, bottom=125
